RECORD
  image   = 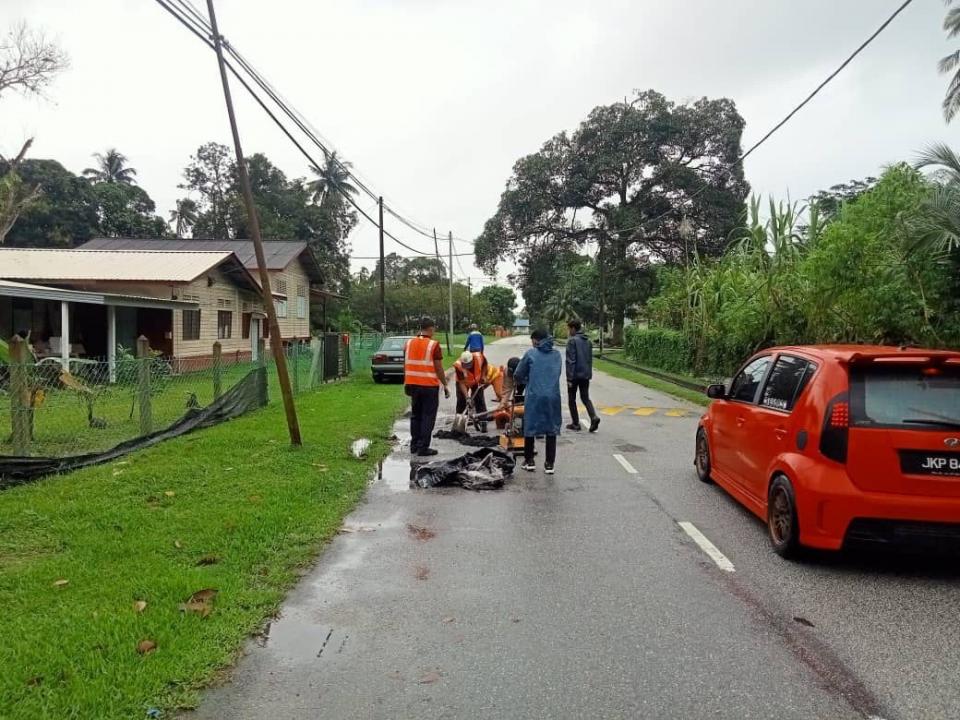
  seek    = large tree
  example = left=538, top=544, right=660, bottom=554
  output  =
left=169, top=198, right=198, bottom=237
left=475, top=285, right=516, bottom=329
left=308, top=150, right=358, bottom=207
left=475, top=90, right=748, bottom=343
left=83, top=148, right=137, bottom=185
left=180, top=142, right=234, bottom=238
left=941, top=1, right=960, bottom=122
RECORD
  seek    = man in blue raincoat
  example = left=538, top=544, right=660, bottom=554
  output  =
left=513, top=327, right=562, bottom=474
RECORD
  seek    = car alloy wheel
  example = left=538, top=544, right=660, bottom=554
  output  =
left=694, top=427, right=713, bottom=484
left=767, top=474, right=801, bottom=559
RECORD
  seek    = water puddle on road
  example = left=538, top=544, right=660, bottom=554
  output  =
left=376, top=456, right=412, bottom=493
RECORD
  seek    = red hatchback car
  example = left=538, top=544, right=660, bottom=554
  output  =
left=695, top=345, right=960, bottom=557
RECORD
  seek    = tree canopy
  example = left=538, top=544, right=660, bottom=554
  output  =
left=475, top=89, right=748, bottom=342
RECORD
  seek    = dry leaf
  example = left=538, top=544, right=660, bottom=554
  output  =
left=133, top=600, right=147, bottom=613
left=195, top=555, right=219, bottom=566
left=224, top=467, right=235, bottom=471
left=441, top=616, right=455, bottom=624
left=137, top=639, right=157, bottom=654
left=180, top=588, right=218, bottom=617
left=112, top=469, right=123, bottom=477
left=173, top=540, right=183, bottom=549
left=164, top=491, right=175, bottom=498
left=419, top=671, right=441, bottom=684
left=52, top=579, right=69, bottom=588
left=26, top=675, right=43, bottom=687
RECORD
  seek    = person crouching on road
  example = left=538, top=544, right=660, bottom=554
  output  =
left=566, top=319, right=600, bottom=433
left=404, top=317, right=451, bottom=457
left=514, top=328, right=562, bottom=474
left=464, top=323, right=484, bottom=353
left=454, top=350, right=489, bottom=432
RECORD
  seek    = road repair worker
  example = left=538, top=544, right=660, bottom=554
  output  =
left=454, top=350, right=489, bottom=431
left=404, top=317, right=450, bottom=457
left=464, top=323, right=485, bottom=353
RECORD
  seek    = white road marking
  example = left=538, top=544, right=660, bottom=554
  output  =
left=613, top=453, right=638, bottom=475
left=677, top=521, right=735, bottom=572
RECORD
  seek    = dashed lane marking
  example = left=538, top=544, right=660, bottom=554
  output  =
left=613, top=454, right=638, bottom=475
left=677, top=521, right=735, bottom=572
left=632, top=407, right=657, bottom=416
left=601, top=405, right=626, bottom=416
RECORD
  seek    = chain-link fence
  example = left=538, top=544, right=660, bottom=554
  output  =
left=348, top=333, right=385, bottom=372
left=0, top=334, right=353, bottom=464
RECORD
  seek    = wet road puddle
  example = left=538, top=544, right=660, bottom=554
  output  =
left=376, top=456, right=412, bottom=493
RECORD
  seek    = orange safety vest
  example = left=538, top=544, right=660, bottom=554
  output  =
left=454, top=352, right=486, bottom=388
left=404, top=336, right=440, bottom=386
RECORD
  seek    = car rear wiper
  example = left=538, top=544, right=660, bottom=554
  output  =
left=902, top=418, right=960, bottom=429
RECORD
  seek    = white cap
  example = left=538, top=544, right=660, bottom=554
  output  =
left=459, top=351, right=475, bottom=366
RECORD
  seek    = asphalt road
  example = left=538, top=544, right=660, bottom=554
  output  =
left=188, top=335, right=960, bottom=720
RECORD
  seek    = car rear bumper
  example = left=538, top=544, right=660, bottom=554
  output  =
left=797, top=467, right=960, bottom=550
left=371, top=364, right=404, bottom=376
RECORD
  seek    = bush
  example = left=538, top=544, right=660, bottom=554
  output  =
left=624, top=326, right=693, bottom=375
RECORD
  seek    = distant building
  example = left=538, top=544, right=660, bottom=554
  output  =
left=512, top=318, right=530, bottom=335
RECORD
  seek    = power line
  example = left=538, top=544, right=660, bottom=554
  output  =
left=152, top=0, right=439, bottom=257
left=606, top=0, right=915, bottom=240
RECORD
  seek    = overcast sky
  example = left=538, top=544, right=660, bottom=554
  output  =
left=1, top=0, right=956, bottom=286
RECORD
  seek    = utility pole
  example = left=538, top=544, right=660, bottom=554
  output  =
left=205, top=0, right=301, bottom=446
left=378, top=196, right=386, bottom=333
left=598, top=236, right=605, bottom=357
left=467, top=278, right=472, bottom=322
left=434, top=228, right=450, bottom=355
left=447, top=231, right=455, bottom=357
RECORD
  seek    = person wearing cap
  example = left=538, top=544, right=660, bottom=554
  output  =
left=514, top=327, right=562, bottom=474
left=404, top=317, right=451, bottom=456
left=453, top=349, right=489, bottom=431
left=463, top=323, right=485, bottom=353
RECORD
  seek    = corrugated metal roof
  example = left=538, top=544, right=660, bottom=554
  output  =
left=0, top=248, right=236, bottom=282
left=79, top=238, right=320, bottom=280
left=0, top=279, right=200, bottom=309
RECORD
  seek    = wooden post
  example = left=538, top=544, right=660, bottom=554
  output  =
left=137, top=335, right=152, bottom=435
left=212, top=341, right=223, bottom=400
left=9, top=337, right=31, bottom=456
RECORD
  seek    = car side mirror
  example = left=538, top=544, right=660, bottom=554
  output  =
left=706, top=384, right=727, bottom=400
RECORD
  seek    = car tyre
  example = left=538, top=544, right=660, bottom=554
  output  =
left=372, top=373, right=384, bottom=384
left=768, top=474, right=801, bottom=559
left=694, top=427, right=713, bottom=484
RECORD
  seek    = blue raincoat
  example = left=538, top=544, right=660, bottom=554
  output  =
left=514, top=336, right=562, bottom=437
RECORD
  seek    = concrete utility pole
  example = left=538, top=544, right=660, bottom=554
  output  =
left=467, top=278, right=472, bottom=322
left=378, top=196, right=386, bottom=333
left=448, top=231, right=455, bottom=355
left=205, top=0, right=301, bottom=446
left=434, top=228, right=450, bottom=355
left=598, top=237, right=605, bottom=357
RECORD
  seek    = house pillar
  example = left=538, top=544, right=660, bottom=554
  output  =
left=60, top=300, right=70, bottom=370
left=107, top=305, right=117, bottom=383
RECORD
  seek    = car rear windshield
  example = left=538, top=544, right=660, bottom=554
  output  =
left=380, top=337, right=409, bottom=351
left=850, top=364, right=960, bottom=428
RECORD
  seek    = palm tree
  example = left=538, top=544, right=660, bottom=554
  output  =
left=307, top=150, right=358, bottom=206
left=83, top=148, right=137, bottom=184
left=916, top=142, right=960, bottom=184
left=940, top=2, right=960, bottom=121
left=169, top=198, right=199, bottom=237
left=912, top=144, right=960, bottom=257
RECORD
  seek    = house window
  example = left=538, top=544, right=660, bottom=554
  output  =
left=182, top=309, right=201, bottom=341
left=296, top=284, right=307, bottom=319
left=217, top=310, right=233, bottom=340
left=242, top=312, right=252, bottom=339
left=275, top=278, right=288, bottom=295
left=275, top=298, right=288, bottom=318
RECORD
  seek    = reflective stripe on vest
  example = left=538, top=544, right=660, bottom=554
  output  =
left=404, top=336, right=440, bottom=386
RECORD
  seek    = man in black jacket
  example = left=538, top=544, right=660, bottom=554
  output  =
left=565, top=319, right=600, bottom=432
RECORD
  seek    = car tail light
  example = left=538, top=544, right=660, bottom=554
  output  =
left=820, top=393, right=849, bottom=463
left=372, top=354, right=388, bottom=363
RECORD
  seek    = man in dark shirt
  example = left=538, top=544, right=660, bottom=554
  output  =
left=565, top=319, right=599, bottom=432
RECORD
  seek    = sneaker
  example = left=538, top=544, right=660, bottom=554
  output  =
left=544, top=464, right=555, bottom=475
left=565, top=423, right=581, bottom=431
left=418, top=448, right=439, bottom=457
left=521, top=461, right=536, bottom=472
left=589, top=417, right=601, bottom=433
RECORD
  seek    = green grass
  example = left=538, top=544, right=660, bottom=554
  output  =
left=0, top=375, right=408, bottom=719
left=594, top=357, right=709, bottom=407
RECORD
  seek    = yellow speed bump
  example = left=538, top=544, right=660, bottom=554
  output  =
left=600, top=405, right=626, bottom=416
left=664, top=409, right=690, bottom=417
left=632, top=407, right=657, bottom=416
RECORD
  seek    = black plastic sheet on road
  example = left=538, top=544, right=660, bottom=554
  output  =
left=433, top=429, right=499, bottom=448
left=413, top=447, right=515, bottom=491
left=0, top=367, right=268, bottom=489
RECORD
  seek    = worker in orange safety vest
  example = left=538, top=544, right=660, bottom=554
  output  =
left=404, top=317, right=450, bottom=456
left=453, top=350, right=489, bottom=432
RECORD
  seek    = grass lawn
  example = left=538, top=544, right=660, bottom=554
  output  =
left=0, top=375, right=408, bottom=718
left=594, top=357, right=709, bottom=407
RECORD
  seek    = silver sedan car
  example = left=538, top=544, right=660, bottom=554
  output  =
left=371, top=336, right=414, bottom=383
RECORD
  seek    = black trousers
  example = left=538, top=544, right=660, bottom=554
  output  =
left=568, top=378, right=597, bottom=426
left=524, top=435, right=557, bottom=466
left=408, top=385, right=440, bottom=453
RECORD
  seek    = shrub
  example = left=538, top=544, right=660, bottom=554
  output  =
left=624, top=326, right=693, bottom=375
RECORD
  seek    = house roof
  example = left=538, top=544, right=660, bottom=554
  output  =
left=0, top=248, right=260, bottom=290
left=0, top=279, right=200, bottom=310
left=79, top=238, right=323, bottom=284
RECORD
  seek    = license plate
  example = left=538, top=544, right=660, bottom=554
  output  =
left=900, top=451, right=960, bottom=477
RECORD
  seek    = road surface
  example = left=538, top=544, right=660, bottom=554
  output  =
left=188, top=335, right=960, bottom=720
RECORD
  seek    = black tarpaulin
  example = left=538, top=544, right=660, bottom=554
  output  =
left=0, top=367, right=268, bottom=489
left=412, top=447, right=515, bottom=491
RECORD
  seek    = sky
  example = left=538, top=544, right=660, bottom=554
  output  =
left=1, top=0, right=957, bottom=289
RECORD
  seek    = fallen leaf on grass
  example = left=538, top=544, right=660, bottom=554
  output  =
left=164, top=491, right=176, bottom=498
left=133, top=600, right=147, bottom=613
left=312, top=463, right=329, bottom=472
left=224, top=467, right=235, bottom=472
left=112, top=469, right=124, bottom=477
left=195, top=555, right=219, bottom=566
left=173, top=540, right=183, bottom=549
left=137, top=639, right=157, bottom=654
left=179, top=588, right=218, bottom=617
left=52, top=579, right=69, bottom=588
left=25, top=676, right=42, bottom=687
left=419, top=671, right=441, bottom=684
